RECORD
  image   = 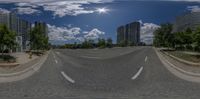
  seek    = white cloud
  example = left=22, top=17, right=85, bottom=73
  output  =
left=0, top=0, right=114, bottom=3
left=0, top=0, right=113, bottom=17
left=14, top=7, right=41, bottom=14
left=48, top=24, right=105, bottom=44
left=40, top=1, right=93, bottom=17
left=0, top=0, right=200, bottom=3
left=1, top=0, right=200, bottom=3
left=48, top=24, right=81, bottom=42
left=187, top=6, right=200, bottom=12
left=0, top=8, right=10, bottom=13
left=16, top=3, right=39, bottom=8
left=140, top=22, right=160, bottom=45
left=84, top=28, right=105, bottom=40
left=168, top=0, right=200, bottom=2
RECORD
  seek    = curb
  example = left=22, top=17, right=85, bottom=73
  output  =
left=0, top=51, right=49, bottom=83
left=154, top=48, right=200, bottom=77
left=0, top=63, right=19, bottom=67
left=162, top=51, right=200, bottom=66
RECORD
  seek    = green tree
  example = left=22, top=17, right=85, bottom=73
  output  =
left=0, top=24, right=16, bottom=54
left=128, top=41, right=135, bottom=46
left=106, top=38, right=113, bottom=48
left=193, top=26, right=200, bottom=51
left=119, top=40, right=127, bottom=47
left=174, top=32, right=184, bottom=49
left=173, top=28, right=193, bottom=50
left=185, top=28, right=193, bottom=44
left=97, top=38, right=106, bottom=48
left=153, top=23, right=173, bottom=48
left=81, top=39, right=94, bottom=48
left=30, top=26, right=49, bottom=51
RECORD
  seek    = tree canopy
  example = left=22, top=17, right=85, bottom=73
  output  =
left=0, top=24, right=16, bottom=53
left=30, top=26, right=49, bottom=50
left=153, top=23, right=200, bottom=52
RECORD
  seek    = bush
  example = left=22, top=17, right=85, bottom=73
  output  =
left=0, top=55, right=16, bottom=63
left=185, top=45, right=193, bottom=51
left=175, top=45, right=184, bottom=50
left=194, top=46, right=200, bottom=52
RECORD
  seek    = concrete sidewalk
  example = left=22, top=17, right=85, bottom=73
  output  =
left=0, top=52, right=38, bottom=74
left=155, top=48, right=200, bottom=83
left=0, top=51, right=49, bottom=83
left=161, top=50, right=200, bottom=74
left=11, top=52, right=38, bottom=65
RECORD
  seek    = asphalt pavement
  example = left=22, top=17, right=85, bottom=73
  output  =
left=0, top=47, right=200, bottom=99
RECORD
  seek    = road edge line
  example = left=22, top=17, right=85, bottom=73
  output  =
left=154, top=48, right=200, bottom=83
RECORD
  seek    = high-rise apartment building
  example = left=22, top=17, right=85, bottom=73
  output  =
left=117, top=26, right=125, bottom=44
left=18, top=19, right=32, bottom=50
left=173, top=12, right=200, bottom=32
left=0, top=12, right=10, bottom=27
left=117, top=22, right=140, bottom=45
left=0, top=11, right=32, bottom=52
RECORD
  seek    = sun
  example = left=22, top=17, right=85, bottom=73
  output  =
left=96, top=8, right=109, bottom=14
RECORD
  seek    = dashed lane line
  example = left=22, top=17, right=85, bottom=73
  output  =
left=145, top=56, right=148, bottom=62
left=131, top=66, right=144, bottom=80
left=61, top=71, right=75, bottom=84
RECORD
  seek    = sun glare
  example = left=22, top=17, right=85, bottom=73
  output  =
left=96, top=8, right=109, bottom=14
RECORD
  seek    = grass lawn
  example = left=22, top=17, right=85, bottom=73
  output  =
left=166, top=51, right=200, bottom=63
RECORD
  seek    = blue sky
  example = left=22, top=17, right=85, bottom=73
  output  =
left=0, top=0, right=200, bottom=45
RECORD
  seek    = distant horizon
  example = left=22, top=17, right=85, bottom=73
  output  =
left=0, top=0, right=200, bottom=45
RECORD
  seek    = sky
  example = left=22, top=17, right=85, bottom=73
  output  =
left=0, top=0, right=200, bottom=45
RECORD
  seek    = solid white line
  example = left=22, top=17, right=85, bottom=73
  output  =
left=61, top=71, right=75, bottom=83
left=145, top=56, right=148, bottom=62
left=131, top=66, right=144, bottom=80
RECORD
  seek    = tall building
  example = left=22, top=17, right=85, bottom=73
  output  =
left=35, top=21, right=48, bottom=37
left=117, top=22, right=140, bottom=45
left=18, top=19, right=32, bottom=50
left=0, top=11, right=32, bottom=52
left=173, top=12, right=200, bottom=32
left=117, top=26, right=125, bottom=44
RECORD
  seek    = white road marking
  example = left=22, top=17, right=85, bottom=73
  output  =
left=61, top=71, right=75, bottom=83
left=52, top=52, right=56, bottom=59
left=55, top=60, right=58, bottom=63
left=145, top=56, right=148, bottom=62
left=53, top=53, right=55, bottom=57
left=131, top=66, right=144, bottom=80
left=53, top=53, right=57, bottom=63
left=56, top=52, right=60, bottom=55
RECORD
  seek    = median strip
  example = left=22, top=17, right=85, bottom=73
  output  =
left=131, top=66, right=143, bottom=80
left=61, top=71, right=75, bottom=84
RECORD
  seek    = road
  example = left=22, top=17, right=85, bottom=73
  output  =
left=0, top=47, right=200, bottom=99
